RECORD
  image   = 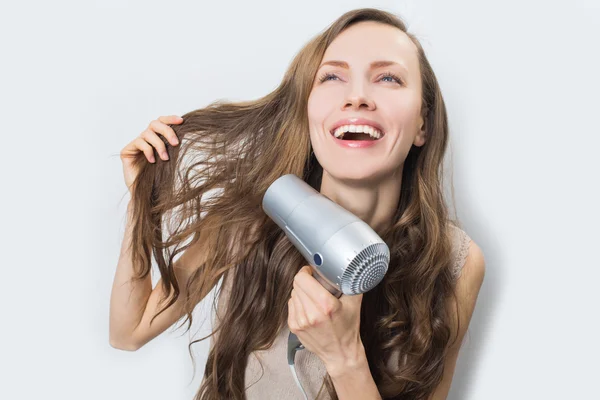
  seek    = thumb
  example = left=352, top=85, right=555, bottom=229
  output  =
left=340, top=292, right=364, bottom=310
left=300, top=265, right=313, bottom=275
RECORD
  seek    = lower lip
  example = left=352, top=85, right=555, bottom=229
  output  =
left=330, top=133, right=384, bottom=148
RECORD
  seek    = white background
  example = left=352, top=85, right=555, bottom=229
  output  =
left=1, top=0, right=598, bottom=399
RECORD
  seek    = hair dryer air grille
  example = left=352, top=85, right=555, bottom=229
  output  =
left=341, top=243, right=390, bottom=295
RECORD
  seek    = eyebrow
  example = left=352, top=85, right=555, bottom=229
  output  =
left=317, top=60, right=408, bottom=73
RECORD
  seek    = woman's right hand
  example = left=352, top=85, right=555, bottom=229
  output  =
left=120, top=115, right=183, bottom=191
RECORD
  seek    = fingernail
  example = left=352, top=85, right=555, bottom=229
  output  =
left=161, top=151, right=169, bottom=160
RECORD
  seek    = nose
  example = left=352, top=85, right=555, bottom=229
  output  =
left=342, top=82, right=376, bottom=111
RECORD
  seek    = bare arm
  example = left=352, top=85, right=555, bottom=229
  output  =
left=109, top=202, right=210, bottom=351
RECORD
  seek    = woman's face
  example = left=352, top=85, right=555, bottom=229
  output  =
left=307, top=21, right=426, bottom=184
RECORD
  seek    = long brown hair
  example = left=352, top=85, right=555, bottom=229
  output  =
left=126, top=7, right=464, bottom=400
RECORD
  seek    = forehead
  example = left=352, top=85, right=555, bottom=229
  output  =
left=321, top=21, right=419, bottom=73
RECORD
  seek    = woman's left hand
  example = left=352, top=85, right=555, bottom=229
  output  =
left=287, top=265, right=365, bottom=370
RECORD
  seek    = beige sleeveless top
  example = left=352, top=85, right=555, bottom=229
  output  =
left=202, top=225, right=472, bottom=399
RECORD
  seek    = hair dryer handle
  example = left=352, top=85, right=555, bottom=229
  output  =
left=311, top=268, right=343, bottom=298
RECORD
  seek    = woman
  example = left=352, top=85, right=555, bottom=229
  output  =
left=110, top=7, right=485, bottom=400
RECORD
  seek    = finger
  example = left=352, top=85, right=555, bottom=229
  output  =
left=291, top=290, right=308, bottom=329
left=158, top=115, right=183, bottom=125
left=141, top=129, right=169, bottom=160
left=293, top=283, right=326, bottom=325
left=287, top=297, right=297, bottom=331
left=294, top=267, right=337, bottom=312
left=133, top=137, right=156, bottom=163
left=150, top=119, right=180, bottom=146
left=120, top=140, right=143, bottom=159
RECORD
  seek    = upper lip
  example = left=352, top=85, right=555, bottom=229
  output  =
left=329, top=117, right=385, bottom=136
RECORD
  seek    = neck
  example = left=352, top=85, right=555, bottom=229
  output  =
left=319, top=168, right=402, bottom=233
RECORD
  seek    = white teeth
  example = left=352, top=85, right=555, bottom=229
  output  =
left=332, top=124, right=382, bottom=139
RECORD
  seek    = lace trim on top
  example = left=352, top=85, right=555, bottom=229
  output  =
left=452, top=226, right=472, bottom=280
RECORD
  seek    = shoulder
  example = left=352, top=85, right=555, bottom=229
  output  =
left=427, top=239, right=486, bottom=400
left=455, top=238, right=486, bottom=307
left=448, top=236, right=486, bottom=345
left=443, top=223, right=486, bottom=342
left=447, top=223, right=474, bottom=280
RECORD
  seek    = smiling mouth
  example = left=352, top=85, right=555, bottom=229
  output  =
left=329, top=129, right=385, bottom=141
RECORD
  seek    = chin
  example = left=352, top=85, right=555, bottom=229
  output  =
left=324, top=164, right=384, bottom=184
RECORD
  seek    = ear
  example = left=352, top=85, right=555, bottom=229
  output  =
left=413, top=110, right=428, bottom=147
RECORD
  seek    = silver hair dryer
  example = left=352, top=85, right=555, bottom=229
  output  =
left=262, top=173, right=390, bottom=399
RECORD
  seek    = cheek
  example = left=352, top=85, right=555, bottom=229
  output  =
left=379, top=94, right=422, bottom=130
left=307, top=91, right=335, bottom=128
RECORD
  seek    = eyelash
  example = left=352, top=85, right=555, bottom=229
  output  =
left=318, top=71, right=404, bottom=86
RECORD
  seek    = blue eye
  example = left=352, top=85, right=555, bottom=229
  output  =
left=318, top=72, right=339, bottom=82
left=317, top=71, right=404, bottom=86
left=380, top=72, right=404, bottom=85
